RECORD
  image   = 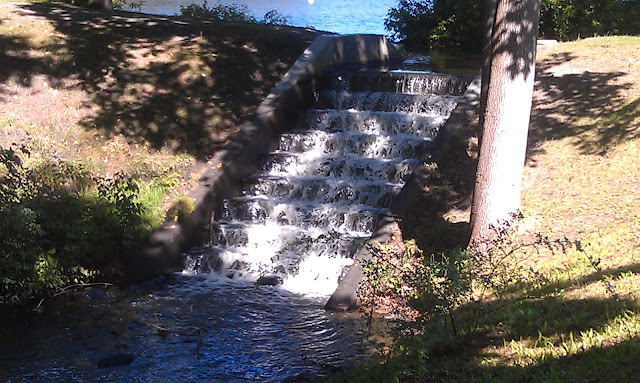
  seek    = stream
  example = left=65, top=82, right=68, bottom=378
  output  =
left=0, top=275, right=367, bottom=382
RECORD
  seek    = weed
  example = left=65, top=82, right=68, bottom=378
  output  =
left=179, top=1, right=291, bottom=26
left=166, top=195, right=194, bottom=222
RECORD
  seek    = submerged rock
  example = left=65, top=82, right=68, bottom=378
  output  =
left=84, top=287, right=105, bottom=300
left=282, top=371, right=316, bottom=382
left=255, top=275, right=284, bottom=286
left=97, top=353, right=135, bottom=368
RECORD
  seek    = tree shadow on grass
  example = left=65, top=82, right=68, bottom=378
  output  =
left=529, top=51, right=640, bottom=156
left=364, top=260, right=640, bottom=383
left=5, top=3, right=317, bottom=159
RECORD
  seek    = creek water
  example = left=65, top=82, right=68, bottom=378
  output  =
left=0, top=276, right=366, bottom=382
left=139, top=0, right=398, bottom=36
left=0, top=70, right=471, bottom=382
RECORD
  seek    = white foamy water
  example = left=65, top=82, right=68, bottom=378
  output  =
left=184, top=71, right=464, bottom=297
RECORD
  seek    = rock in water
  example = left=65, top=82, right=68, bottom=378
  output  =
left=255, top=275, right=283, bottom=286
left=84, top=287, right=105, bottom=300
left=97, top=353, right=135, bottom=368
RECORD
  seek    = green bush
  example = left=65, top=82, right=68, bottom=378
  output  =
left=386, top=0, right=640, bottom=49
left=179, top=1, right=291, bottom=26
left=179, top=1, right=257, bottom=23
left=0, top=147, right=159, bottom=303
left=261, top=9, right=291, bottom=26
left=539, top=0, right=640, bottom=40
left=385, top=0, right=483, bottom=50
left=359, top=222, right=581, bottom=356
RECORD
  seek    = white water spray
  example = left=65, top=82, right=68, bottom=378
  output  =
left=184, top=71, right=469, bottom=297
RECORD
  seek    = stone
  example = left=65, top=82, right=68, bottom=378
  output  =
left=88, top=0, right=113, bottom=10
left=84, top=286, right=105, bottom=300
left=97, top=353, right=134, bottom=368
left=255, top=275, right=283, bottom=286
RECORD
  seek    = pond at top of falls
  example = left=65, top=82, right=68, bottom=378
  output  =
left=0, top=70, right=471, bottom=382
left=139, top=0, right=398, bottom=36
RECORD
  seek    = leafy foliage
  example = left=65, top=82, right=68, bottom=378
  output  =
left=0, top=146, right=159, bottom=303
left=385, top=0, right=483, bottom=49
left=179, top=1, right=291, bottom=26
left=385, top=0, right=640, bottom=49
left=166, top=195, right=194, bottom=222
left=261, top=9, right=291, bottom=26
left=539, top=0, right=640, bottom=40
left=179, top=1, right=257, bottom=23
left=360, top=220, right=583, bottom=356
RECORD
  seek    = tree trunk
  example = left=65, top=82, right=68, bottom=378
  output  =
left=479, top=0, right=498, bottom=143
left=470, top=0, right=541, bottom=242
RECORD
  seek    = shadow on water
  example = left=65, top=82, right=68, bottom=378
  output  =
left=3, top=3, right=316, bottom=159
left=0, top=275, right=369, bottom=382
left=529, top=51, right=640, bottom=156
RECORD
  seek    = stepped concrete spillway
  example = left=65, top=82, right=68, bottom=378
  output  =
left=183, top=70, right=471, bottom=297
left=127, top=34, right=481, bottom=312
left=127, top=34, right=404, bottom=283
left=325, top=72, right=481, bottom=311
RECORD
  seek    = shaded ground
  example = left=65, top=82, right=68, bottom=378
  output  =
left=397, top=37, right=640, bottom=256
left=0, top=1, right=318, bottom=194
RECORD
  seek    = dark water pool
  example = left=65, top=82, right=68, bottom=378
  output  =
left=0, top=274, right=368, bottom=382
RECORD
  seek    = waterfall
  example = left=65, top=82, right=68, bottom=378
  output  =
left=323, top=71, right=473, bottom=95
left=184, top=70, right=467, bottom=297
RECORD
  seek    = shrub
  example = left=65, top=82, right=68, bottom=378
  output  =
left=179, top=2, right=290, bottom=26
left=261, top=10, right=291, bottom=26
left=385, top=0, right=483, bottom=50
left=539, top=0, right=640, bottom=40
left=0, top=146, right=159, bottom=303
left=179, top=1, right=257, bottom=23
left=360, top=219, right=582, bottom=354
left=386, top=0, right=640, bottom=49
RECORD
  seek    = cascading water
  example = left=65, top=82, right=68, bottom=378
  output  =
left=184, top=71, right=471, bottom=298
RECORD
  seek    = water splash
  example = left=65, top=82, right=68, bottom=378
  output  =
left=185, top=70, right=465, bottom=297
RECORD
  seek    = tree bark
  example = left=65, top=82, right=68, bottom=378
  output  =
left=470, top=0, right=541, bottom=242
left=479, top=0, right=498, bottom=143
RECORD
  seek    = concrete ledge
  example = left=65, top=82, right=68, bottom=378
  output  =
left=324, top=71, right=482, bottom=312
left=126, top=34, right=403, bottom=283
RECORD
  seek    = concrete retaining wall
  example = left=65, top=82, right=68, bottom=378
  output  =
left=126, top=34, right=403, bottom=283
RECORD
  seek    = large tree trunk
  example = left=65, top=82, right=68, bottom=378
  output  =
left=470, top=0, right=541, bottom=242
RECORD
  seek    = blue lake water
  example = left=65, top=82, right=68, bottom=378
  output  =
left=139, top=0, right=398, bottom=36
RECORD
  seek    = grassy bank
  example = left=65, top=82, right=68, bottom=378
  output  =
left=0, top=1, right=317, bottom=303
left=331, top=36, right=640, bottom=382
